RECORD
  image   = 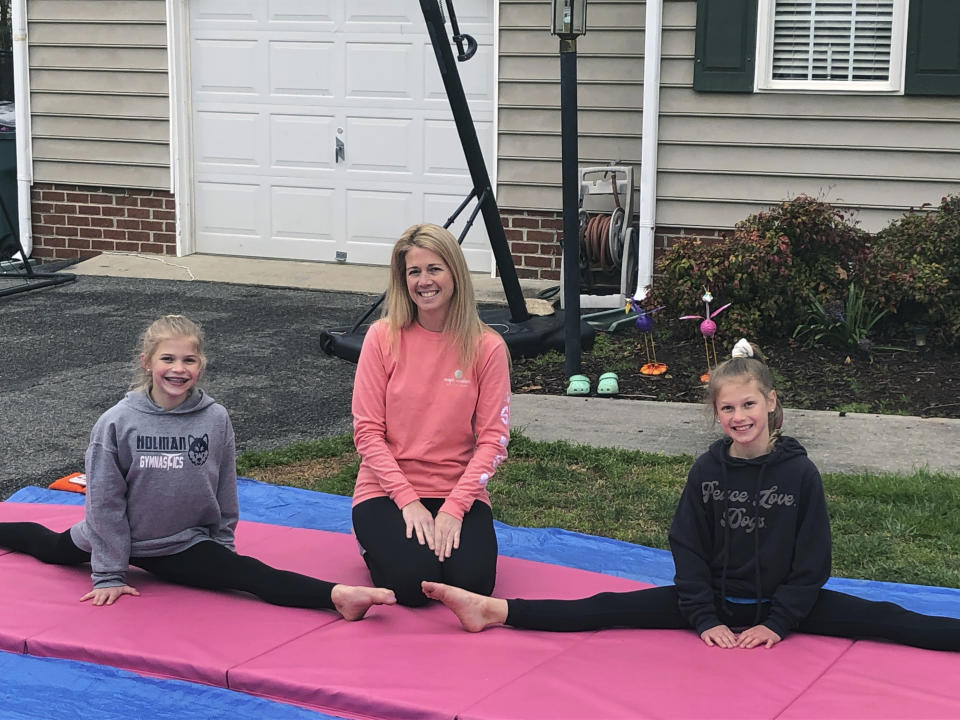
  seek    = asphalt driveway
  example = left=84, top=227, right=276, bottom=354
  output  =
left=0, top=275, right=377, bottom=499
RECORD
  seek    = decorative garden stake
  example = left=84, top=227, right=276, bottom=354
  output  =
left=626, top=298, right=667, bottom=375
left=680, top=290, right=731, bottom=382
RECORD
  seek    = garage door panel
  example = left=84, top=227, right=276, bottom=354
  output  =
left=423, top=119, right=493, bottom=179
left=271, top=186, right=339, bottom=243
left=424, top=42, right=494, bottom=107
left=345, top=117, right=415, bottom=173
left=196, top=182, right=262, bottom=236
left=269, top=0, right=337, bottom=25
left=346, top=43, right=417, bottom=100
left=192, top=39, right=262, bottom=94
left=196, top=111, right=264, bottom=168
left=344, top=1, right=416, bottom=28
left=346, top=189, right=415, bottom=264
left=269, top=41, right=337, bottom=97
left=271, top=114, right=337, bottom=170
left=192, top=0, right=260, bottom=25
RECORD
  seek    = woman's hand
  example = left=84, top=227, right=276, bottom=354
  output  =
left=80, top=585, right=140, bottom=606
left=432, top=511, right=462, bottom=561
left=700, top=624, right=738, bottom=648
left=401, top=500, right=435, bottom=550
left=736, top=624, right=782, bottom=649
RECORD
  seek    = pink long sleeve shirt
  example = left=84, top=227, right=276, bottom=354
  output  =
left=351, top=320, right=511, bottom=520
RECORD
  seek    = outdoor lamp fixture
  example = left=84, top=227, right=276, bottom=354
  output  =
left=914, top=324, right=929, bottom=347
left=551, top=0, right=588, bottom=382
left=552, top=0, right=587, bottom=39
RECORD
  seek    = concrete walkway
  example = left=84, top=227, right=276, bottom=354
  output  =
left=65, top=252, right=960, bottom=476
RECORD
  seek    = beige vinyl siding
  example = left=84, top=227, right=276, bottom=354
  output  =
left=656, top=0, right=960, bottom=232
left=29, top=0, right=170, bottom=190
left=497, top=0, right=645, bottom=211
left=499, top=0, right=960, bottom=232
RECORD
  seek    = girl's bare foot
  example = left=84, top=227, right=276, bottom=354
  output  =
left=331, top=585, right=396, bottom=621
left=421, top=581, right=508, bottom=632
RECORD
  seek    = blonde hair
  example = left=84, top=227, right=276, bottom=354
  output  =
left=382, top=223, right=487, bottom=365
left=705, top=341, right=783, bottom=441
left=132, top=314, right=206, bottom=390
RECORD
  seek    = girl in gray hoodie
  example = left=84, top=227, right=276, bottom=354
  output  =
left=0, top=314, right=394, bottom=621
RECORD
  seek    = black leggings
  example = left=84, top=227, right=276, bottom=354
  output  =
left=506, top=585, right=960, bottom=652
left=353, top=497, right=497, bottom=607
left=0, top=522, right=336, bottom=610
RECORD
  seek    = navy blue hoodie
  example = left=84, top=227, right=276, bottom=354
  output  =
left=668, top=435, right=831, bottom=639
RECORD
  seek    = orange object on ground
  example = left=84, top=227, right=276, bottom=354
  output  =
left=48, top=472, right=87, bottom=494
left=640, top=363, right=668, bottom=376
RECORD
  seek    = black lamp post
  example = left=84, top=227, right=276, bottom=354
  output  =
left=552, top=0, right=587, bottom=380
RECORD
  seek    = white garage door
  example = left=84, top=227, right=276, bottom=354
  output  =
left=189, top=0, right=495, bottom=271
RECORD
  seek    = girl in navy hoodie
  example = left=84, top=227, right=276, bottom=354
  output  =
left=424, top=339, right=960, bottom=651
left=0, top=315, right=395, bottom=620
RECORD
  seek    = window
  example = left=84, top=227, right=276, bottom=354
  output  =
left=757, top=0, right=907, bottom=92
left=694, top=0, right=960, bottom=95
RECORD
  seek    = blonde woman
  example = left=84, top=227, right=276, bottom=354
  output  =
left=351, top=224, right=511, bottom=606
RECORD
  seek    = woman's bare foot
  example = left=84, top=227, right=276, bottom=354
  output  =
left=421, top=581, right=508, bottom=632
left=331, top=585, right=396, bottom=621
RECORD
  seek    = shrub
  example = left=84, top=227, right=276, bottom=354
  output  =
left=873, top=194, right=960, bottom=344
left=650, top=196, right=871, bottom=339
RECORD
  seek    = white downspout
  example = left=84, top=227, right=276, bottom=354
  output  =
left=636, top=0, right=663, bottom=300
left=11, top=0, right=32, bottom=257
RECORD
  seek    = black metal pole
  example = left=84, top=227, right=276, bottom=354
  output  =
left=420, top=0, right=530, bottom=323
left=560, top=38, right=581, bottom=377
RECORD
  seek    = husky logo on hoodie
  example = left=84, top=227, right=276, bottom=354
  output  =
left=188, top=434, right=209, bottom=466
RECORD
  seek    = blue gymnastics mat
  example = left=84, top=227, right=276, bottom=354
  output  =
left=4, top=478, right=959, bottom=720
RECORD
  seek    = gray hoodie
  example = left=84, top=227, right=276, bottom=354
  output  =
left=70, top=388, right=238, bottom=588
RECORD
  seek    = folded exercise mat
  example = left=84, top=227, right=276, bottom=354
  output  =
left=0, top=653, right=343, bottom=720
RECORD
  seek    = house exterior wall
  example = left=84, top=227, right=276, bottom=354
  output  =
left=659, top=0, right=960, bottom=234
left=27, top=0, right=172, bottom=259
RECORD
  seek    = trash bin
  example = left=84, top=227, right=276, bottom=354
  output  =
left=0, top=129, right=19, bottom=258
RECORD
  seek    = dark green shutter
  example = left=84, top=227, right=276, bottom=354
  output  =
left=905, top=0, right=960, bottom=96
left=693, top=0, right=759, bottom=92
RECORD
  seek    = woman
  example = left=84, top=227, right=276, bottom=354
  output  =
left=351, top=223, right=511, bottom=606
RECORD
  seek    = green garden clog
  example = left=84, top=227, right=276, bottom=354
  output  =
left=597, top=372, right=620, bottom=396
left=566, top=374, right=591, bottom=396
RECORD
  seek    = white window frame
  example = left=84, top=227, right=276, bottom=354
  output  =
left=756, top=0, right=909, bottom=93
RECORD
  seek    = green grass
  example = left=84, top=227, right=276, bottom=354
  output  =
left=238, top=432, right=960, bottom=588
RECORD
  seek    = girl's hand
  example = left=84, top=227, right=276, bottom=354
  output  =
left=401, top=500, right=435, bottom=550
left=80, top=585, right=140, bottom=606
left=700, top=624, right=738, bottom=648
left=736, top=624, right=782, bottom=649
left=432, top=511, right=462, bottom=561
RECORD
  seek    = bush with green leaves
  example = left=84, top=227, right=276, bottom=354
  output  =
left=650, top=196, right=871, bottom=339
left=872, top=194, right=960, bottom=344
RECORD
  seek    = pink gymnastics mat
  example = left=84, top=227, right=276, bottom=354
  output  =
left=2, top=502, right=959, bottom=719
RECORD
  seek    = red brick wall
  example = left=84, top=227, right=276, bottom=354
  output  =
left=500, top=209, right=563, bottom=281
left=30, top=183, right=176, bottom=260
left=500, top=209, right=730, bottom=282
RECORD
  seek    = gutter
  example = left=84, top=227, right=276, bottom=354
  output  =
left=11, top=0, right=32, bottom=257
left=636, top=0, right=663, bottom=299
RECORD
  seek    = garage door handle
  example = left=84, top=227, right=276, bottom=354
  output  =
left=335, top=137, right=345, bottom=163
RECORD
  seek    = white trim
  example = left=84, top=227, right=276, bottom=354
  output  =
left=636, top=0, right=663, bottom=300
left=12, top=0, right=33, bottom=257
left=756, top=0, right=908, bottom=94
left=166, top=0, right=195, bottom=257
left=490, top=0, right=500, bottom=278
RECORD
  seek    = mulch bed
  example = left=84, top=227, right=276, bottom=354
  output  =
left=510, top=320, right=960, bottom=419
